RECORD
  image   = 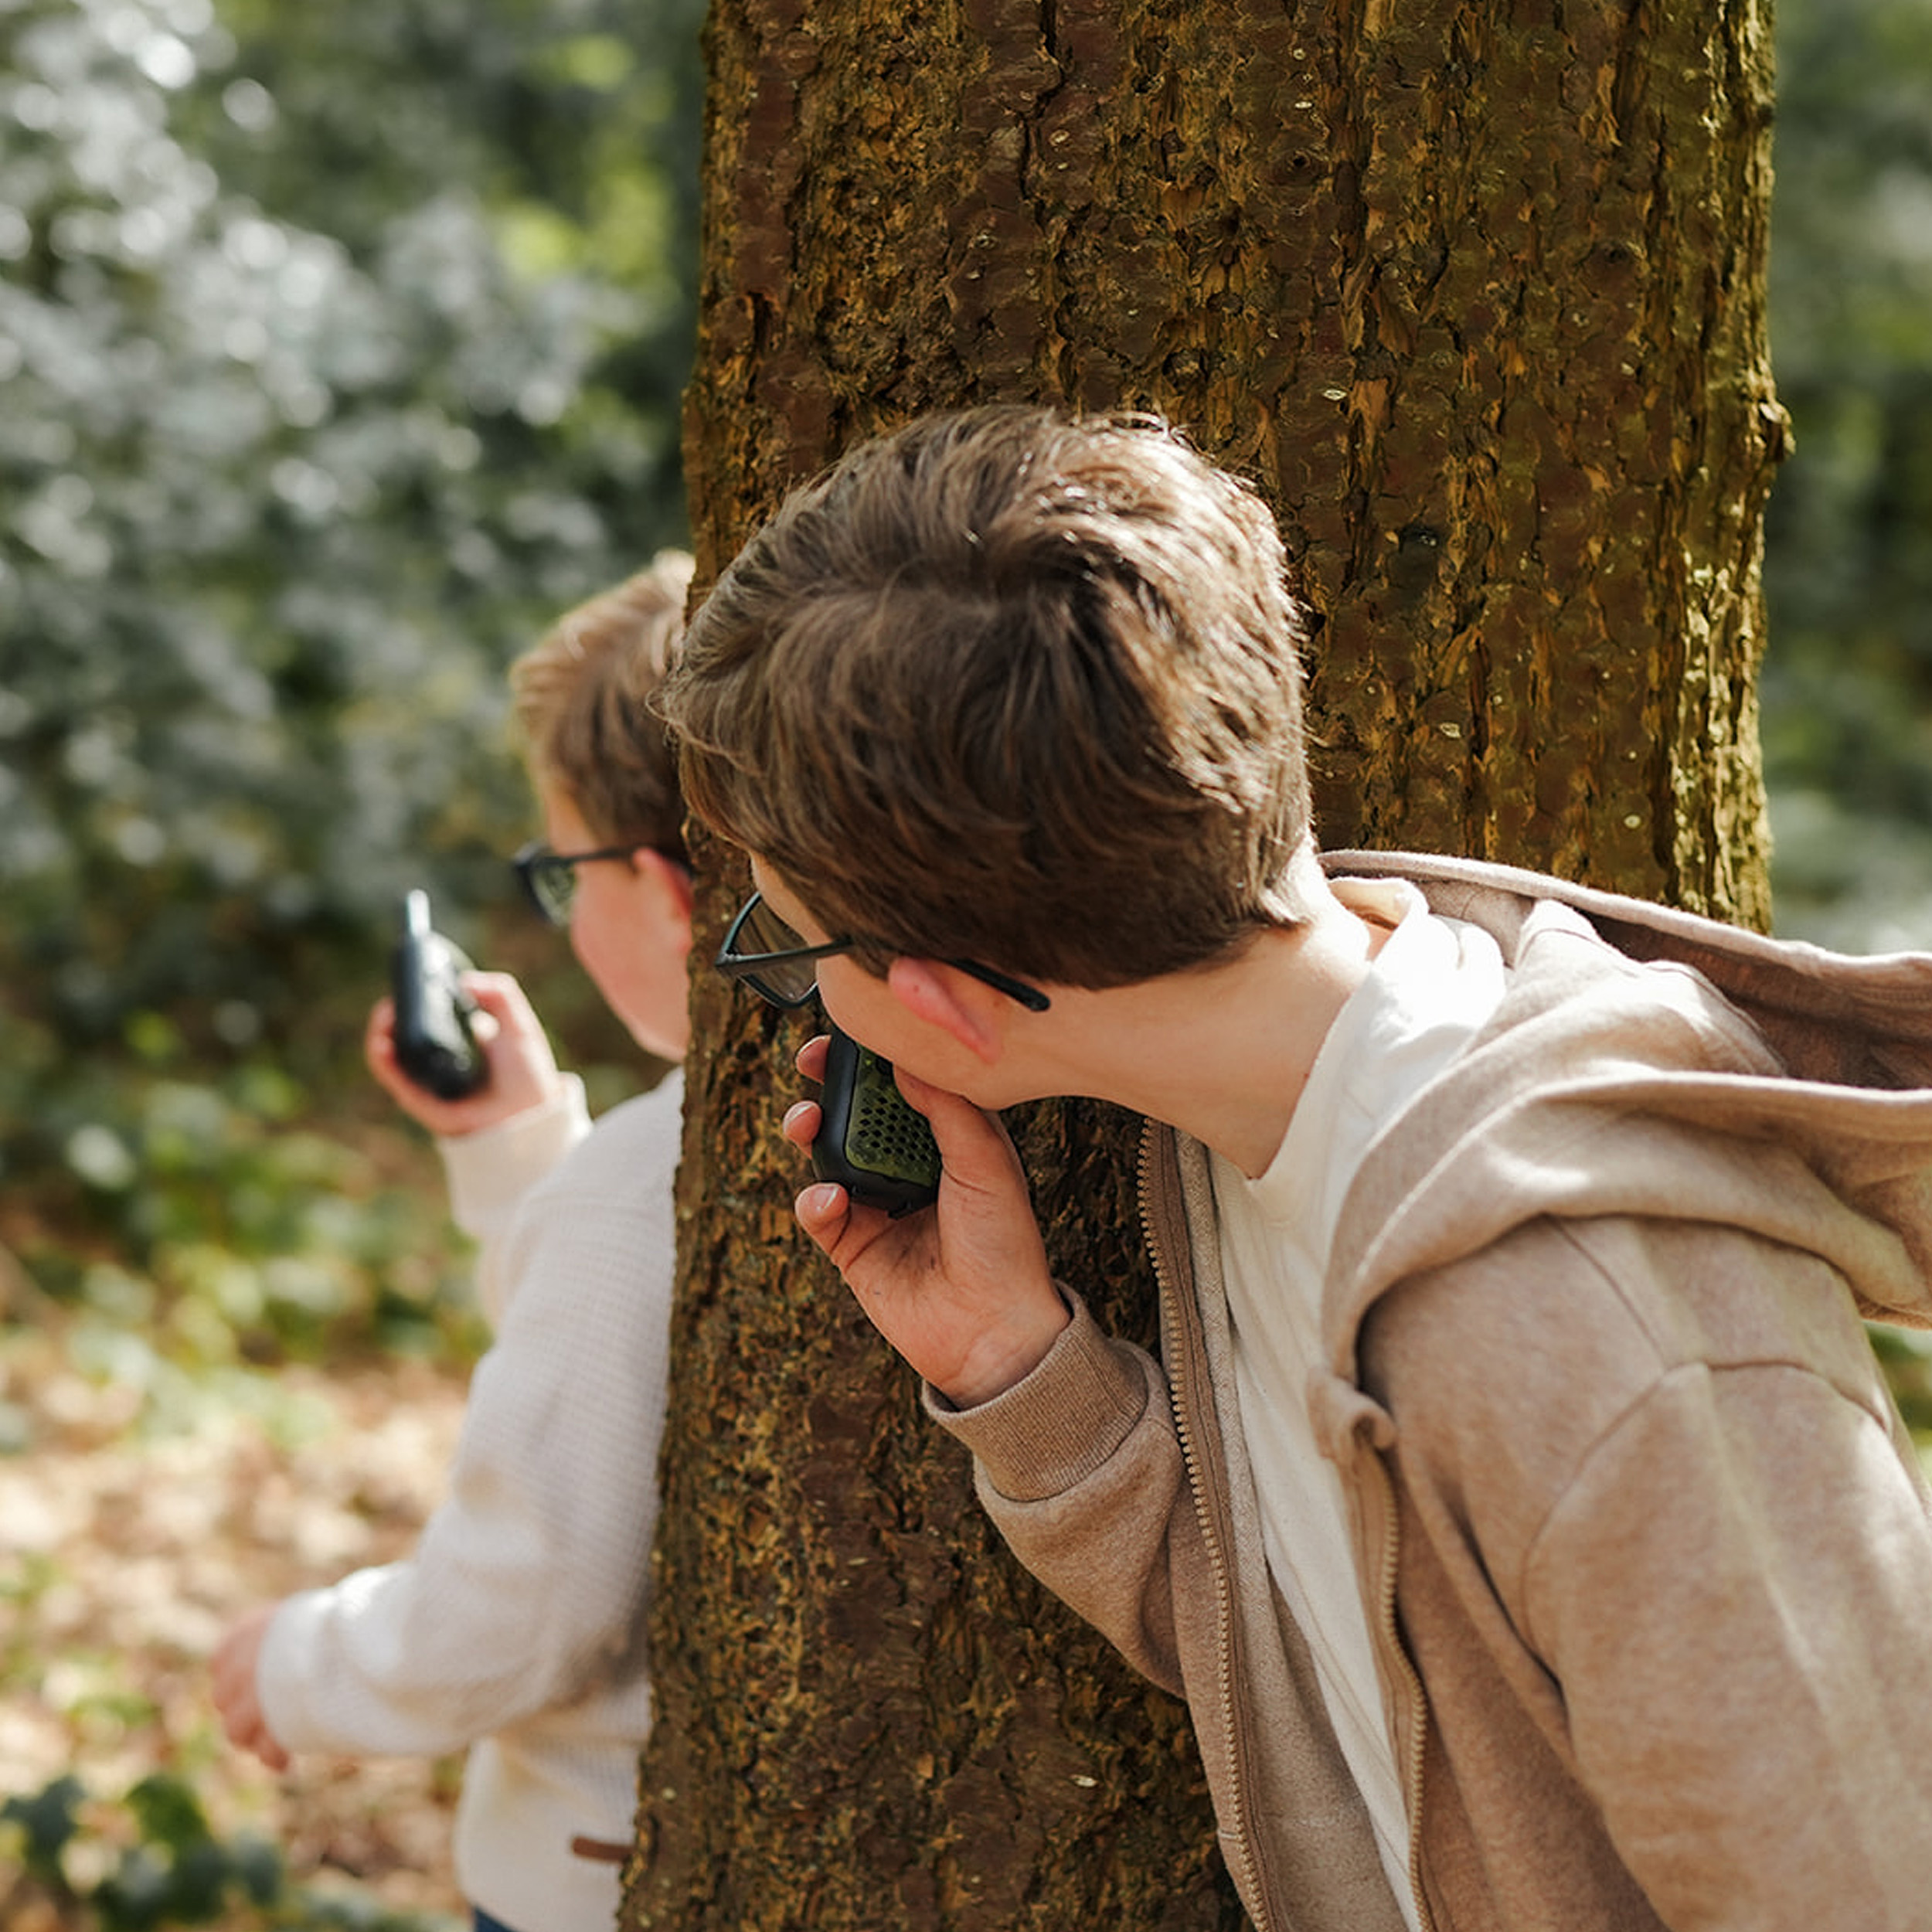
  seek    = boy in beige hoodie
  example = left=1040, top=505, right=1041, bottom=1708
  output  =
left=657, top=406, right=1932, bottom=1932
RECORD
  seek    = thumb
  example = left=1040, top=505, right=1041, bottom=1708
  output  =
left=890, top=1068, right=1022, bottom=1190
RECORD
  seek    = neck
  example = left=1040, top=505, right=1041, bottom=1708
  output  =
left=1020, top=877, right=1391, bottom=1177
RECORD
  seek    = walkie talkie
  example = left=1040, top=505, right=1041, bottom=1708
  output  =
left=812, top=1022, right=941, bottom=1217
left=390, top=889, right=488, bottom=1100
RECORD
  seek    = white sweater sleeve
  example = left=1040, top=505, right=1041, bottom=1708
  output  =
left=440, top=1078, right=591, bottom=1282
left=257, top=1074, right=681, bottom=1760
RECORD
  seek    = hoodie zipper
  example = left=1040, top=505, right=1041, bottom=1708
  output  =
left=1138, top=1124, right=1274, bottom=1932
left=1364, top=1445, right=1437, bottom=1932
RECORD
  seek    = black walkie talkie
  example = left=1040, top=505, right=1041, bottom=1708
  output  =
left=390, top=889, right=488, bottom=1100
left=811, top=1022, right=941, bottom=1217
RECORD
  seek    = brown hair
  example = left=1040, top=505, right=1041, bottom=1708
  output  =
left=655, top=409, right=1313, bottom=988
left=511, top=550, right=696, bottom=861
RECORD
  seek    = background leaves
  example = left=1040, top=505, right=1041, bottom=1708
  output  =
left=0, top=0, right=699, bottom=1336
left=1762, top=0, right=1932, bottom=949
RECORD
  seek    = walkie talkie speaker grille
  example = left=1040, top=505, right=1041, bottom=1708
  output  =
left=849, top=1069, right=941, bottom=1180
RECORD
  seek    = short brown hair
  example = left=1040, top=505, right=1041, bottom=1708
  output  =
left=656, top=409, right=1312, bottom=988
left=511, top=550, right=696, bottom=861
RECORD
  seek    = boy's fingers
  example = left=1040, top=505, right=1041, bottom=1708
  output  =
left=795, top=1033, right=830, bottom=1081
left=891, top=1064, right=959, bottom=1121
left=365, top=1001, right=396, bottom=1060
left=894, top=1070, right=1015, bottom=1184
left=461, top=973, right=520, bottom=1019
left=794, top=1181, right=851, bottom=1252
left=782, top=1099, right=821, bottom=1149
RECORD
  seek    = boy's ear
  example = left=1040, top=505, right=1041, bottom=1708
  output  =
left=886, top=957, right=1002, bottom=1063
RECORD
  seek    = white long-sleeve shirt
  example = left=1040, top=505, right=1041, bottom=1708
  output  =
left=1211, top=879, right=1506, bottom=1930
left=258, top=1070, right=681, bottom=1932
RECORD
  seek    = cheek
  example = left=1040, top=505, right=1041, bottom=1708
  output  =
left=567, top=925, right=597, bottom=985
left=814, top=963, right=900, bottom=1057
left=568, top=906, right=616, bottom=988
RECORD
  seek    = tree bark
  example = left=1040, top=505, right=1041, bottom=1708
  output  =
left=628, top=1, right=1781, bottom=1925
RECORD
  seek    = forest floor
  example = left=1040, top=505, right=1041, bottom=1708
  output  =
left=1, top=1308, right=471, bottom=1927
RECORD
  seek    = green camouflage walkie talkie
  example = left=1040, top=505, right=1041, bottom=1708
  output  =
left=811, top=1022, right=940, bottom=1216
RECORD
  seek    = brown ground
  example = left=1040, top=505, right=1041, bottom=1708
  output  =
left=1, top=1317, right=471, bottom=1926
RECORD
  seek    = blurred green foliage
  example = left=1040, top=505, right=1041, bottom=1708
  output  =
left=0, top=0, right=699, bottom=1354
left=3, top=1768, right=454, bottom=1928
left=1763, top=0, right=1932, bottom=950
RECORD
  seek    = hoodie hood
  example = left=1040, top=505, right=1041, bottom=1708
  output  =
left=1318, top=853, right=1932, bottom=1378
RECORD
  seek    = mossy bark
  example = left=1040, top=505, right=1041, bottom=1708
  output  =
left=627, top=2, right=1780, bottom=1926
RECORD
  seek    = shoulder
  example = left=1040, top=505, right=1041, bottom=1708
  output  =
left=489, top=1072, right=683, bottom=1304
left=1361, top=1213, right=1895, bottom=1535
left=538, top=1070, right=684, bottom=1205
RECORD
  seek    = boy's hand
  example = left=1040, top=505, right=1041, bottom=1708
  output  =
left=366, top=972, right=566, bottom=1137
left=211, top=1604, right=291, bottom=1772
left=784, top=1036, right=1070, bottom=1408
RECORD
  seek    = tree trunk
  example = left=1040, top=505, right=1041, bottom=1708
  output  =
left=628, top=1, right=1781, bottom=1925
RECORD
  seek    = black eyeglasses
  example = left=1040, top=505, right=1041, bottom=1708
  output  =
left=512, top=839, right=635, bottom=928
left=716, top=891, right=1051, bottom=1013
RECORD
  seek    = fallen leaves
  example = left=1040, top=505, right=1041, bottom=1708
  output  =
left=2, top=1320, right=471, bottom=1923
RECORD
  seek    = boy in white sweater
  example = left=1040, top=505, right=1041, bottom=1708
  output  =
left=211, top=553, right=696, bottom=1932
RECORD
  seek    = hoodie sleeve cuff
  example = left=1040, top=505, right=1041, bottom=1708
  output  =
left=439, top=1076, right=591, bottom=1240
left=923, top=1290, right=1156, bottom=1504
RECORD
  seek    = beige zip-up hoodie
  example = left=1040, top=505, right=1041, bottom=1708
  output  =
left=932, top=854, right=1932, bottom=1932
